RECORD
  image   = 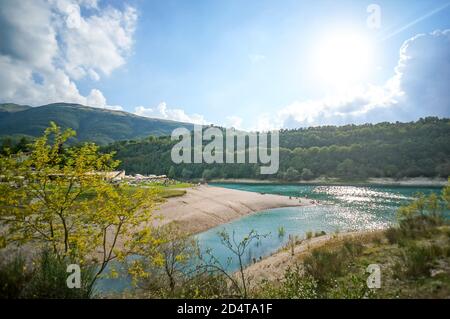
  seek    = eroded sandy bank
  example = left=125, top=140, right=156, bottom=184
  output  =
left=154, top=185, right=313, bottom=234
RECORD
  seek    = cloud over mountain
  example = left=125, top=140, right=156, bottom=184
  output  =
left=134, top=102, right=208, bottom=125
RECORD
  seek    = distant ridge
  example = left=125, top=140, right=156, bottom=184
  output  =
left=0, top=102, right=194, bottom=145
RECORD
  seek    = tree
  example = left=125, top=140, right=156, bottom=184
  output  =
left=301, top=168, right=314, bottom=180
left=128, top=223, right=199, bottom=296
left=200, top=229, right=269, bottom=298
left=0, top=122, right=160, bottom=293
left=397, top=182, right=449, bottom=221
left=336, top=159, right=355, bottom=178
left=181, top=168, right=192, bottom=180
left=202, top=168, right=215, bottom=181
left=285, top=167, right=300, bottom=181
left=168, top=166, right=176, bottom=179
left=383, top=164, right=398, bottom=177
left=0, top=137, right=13, bottom=155
left=435, top=162, right=450, bottom=178
left=13, top=137, right=30, bottom=154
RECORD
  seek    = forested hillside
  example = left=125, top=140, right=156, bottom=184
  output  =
left=102, top=117, right=450, bottom=180
left=0, top=103, right=193, bottom=145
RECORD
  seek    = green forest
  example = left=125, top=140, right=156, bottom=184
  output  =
left=96, top=117, right=450, bottom=181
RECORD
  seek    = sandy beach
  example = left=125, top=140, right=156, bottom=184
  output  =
left=154, top=185, right=313, bottom=234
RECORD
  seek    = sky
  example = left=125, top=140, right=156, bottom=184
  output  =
left=0, top=0, right=449, bottom=130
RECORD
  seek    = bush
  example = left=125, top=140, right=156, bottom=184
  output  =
left=0, top=254, right=33, bottom=299
left=399, top=215, right=444, bottom=240
left=326, top=273, right=374, bottom=299
left=303, top=249, right=344, bottom=286
left=384, top=227, right=401, bottom=244
left=395, top=243, right=445, bottom=278
left=303, top=240, right=363, bottom=288
left=0, top=250, right=95, bottom=299
left=177, top=273, right=229, bottom=299
left=133, top=271, right=229, bottom=299
left=256, top=266, right=318, bottom=299
left=278, top=267, right=318, bottom=298
left=343, top=240, right=364, bottom=256
left=314, top=231, right=327, bottom=237
left=385, top=212, right=445, bottom=245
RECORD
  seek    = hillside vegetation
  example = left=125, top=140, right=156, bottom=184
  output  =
left=2, top=107, right=449, bottom=180
left=102, top=117, right=450, bottom=180
left=0, top=103, right=193, bottom=145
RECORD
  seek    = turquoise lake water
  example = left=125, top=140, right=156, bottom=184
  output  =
left=96, top=183, right=443, bottom=293
left=197, top=183, right=443, bottom=271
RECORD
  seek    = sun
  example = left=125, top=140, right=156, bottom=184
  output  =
left=313, top=32, right=374, bottom=88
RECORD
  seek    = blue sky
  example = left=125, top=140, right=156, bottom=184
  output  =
left=1, top=0, right=449, bottom=129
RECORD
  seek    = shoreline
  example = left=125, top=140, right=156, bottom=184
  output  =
left=243, top=230, right=381, bottom=282
left=209, top=177, right=447, bottom=187
left=154, top=185, right=313, bottom=234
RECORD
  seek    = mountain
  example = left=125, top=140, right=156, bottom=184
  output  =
left=0, top=103, right=194, bottom=145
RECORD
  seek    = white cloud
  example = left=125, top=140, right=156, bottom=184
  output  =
left=0, top=0, right=136, bottom=110
left=256, top=29, right=450, bottom=130
left=225, top=116, right=244, bottom=130
left=77, top=0, right=99, bottom=9
left=56, top=1, right=137, bottom=79
left=135, top=102, right=208, bottom=125
left=250, top=113, right=282, bottom=132
left=273, top=83, right=401, bottom=128
left=85, top=88, right=122, bottom=110
left=394, top=29, right=450, bottom=119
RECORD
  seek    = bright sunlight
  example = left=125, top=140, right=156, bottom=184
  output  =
left=314, top=32, right=374, bottom=87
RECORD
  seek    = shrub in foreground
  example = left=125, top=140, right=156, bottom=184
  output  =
left=0, top=250, right=95, bottom=299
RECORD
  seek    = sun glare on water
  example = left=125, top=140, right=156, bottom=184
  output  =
left=313, top=32, right=374, bottom=88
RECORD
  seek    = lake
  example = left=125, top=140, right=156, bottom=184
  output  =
left=96, top=183, right=443, bottom=293
left=197, top=183, right=443, bottom=271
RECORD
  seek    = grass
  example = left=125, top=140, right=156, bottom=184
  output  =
left=0, top=254, right=32, bottom=298
left=305, top=230, right=326, bottom=240
left=0, top=250, right=94, bottom=299
left=142, top=181, right=192, bottom=198
left=302, top=239, right=364, bottom=288
left=315, top=221, right=449, bottom=298
left=139, top=181, right=193, bottom=189
left=278, top=226, right=286, bottom=238
left=122, top=181, right=191, bottom=199
left=148, top=182, right=191, bottom=198
left=159, top=189, right=187, bottom=198
left=253, top=215, right=450, bottom=299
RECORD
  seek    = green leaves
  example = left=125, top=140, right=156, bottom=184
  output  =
left=0, top=123, right=160, bottom=292
left=397, top=183, right=449, bottom=222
